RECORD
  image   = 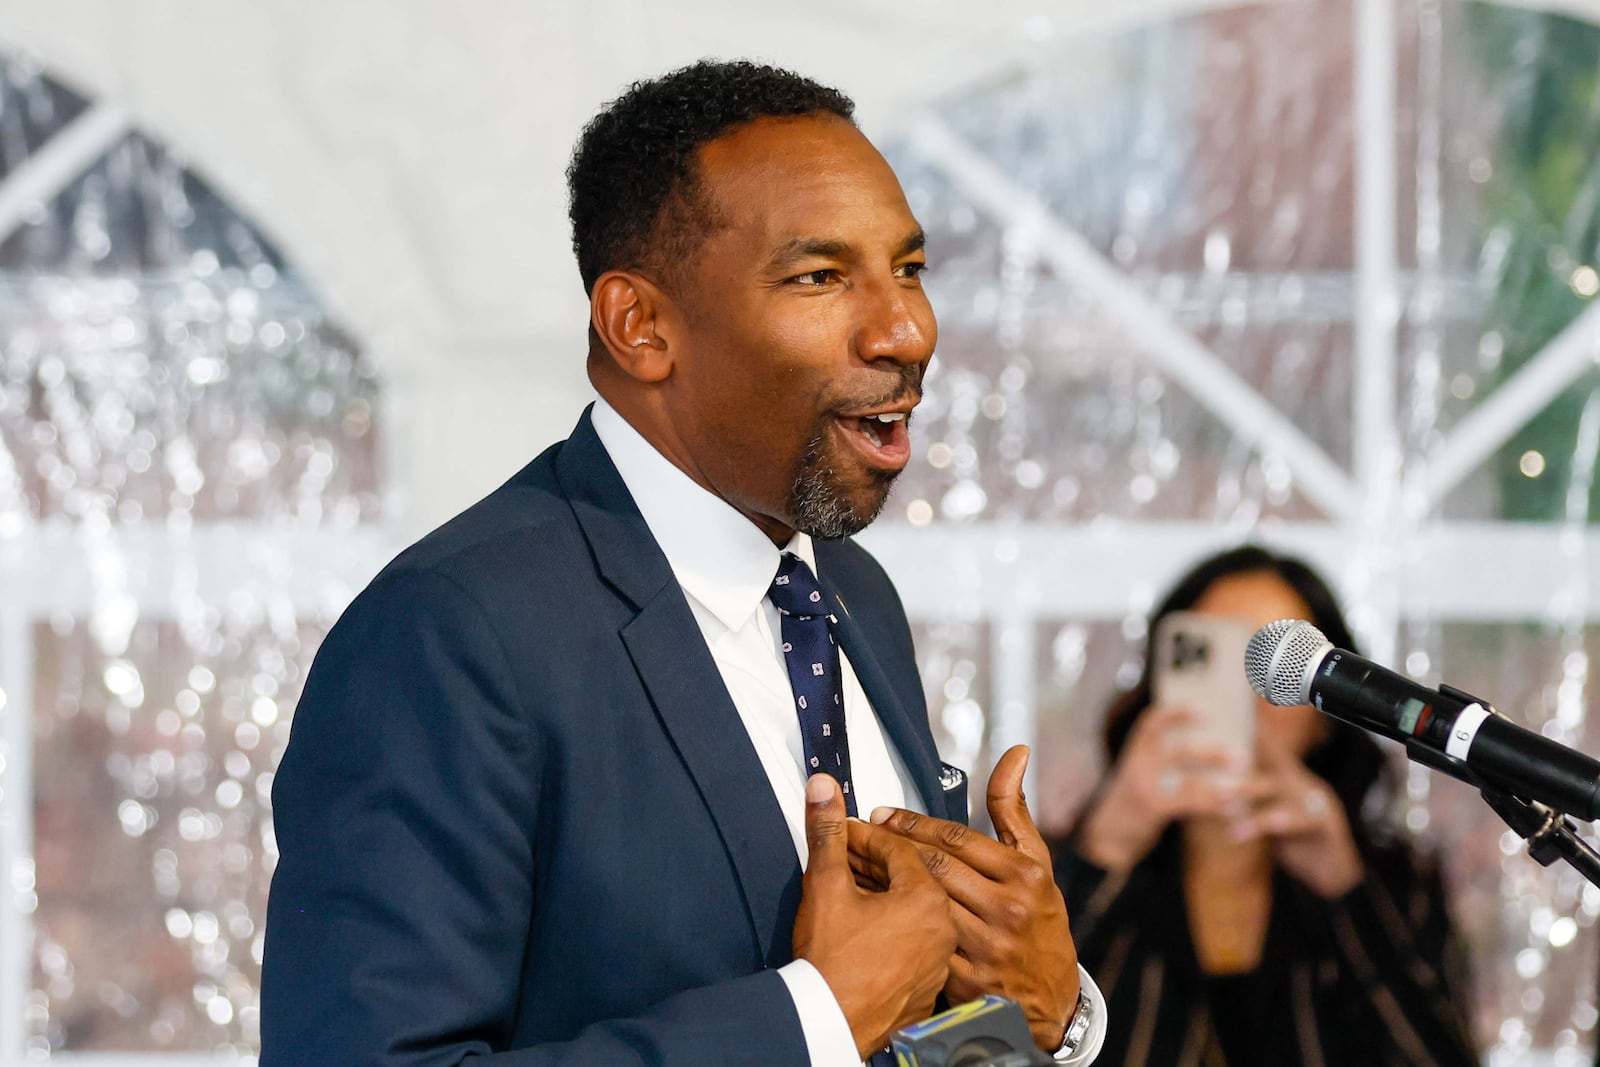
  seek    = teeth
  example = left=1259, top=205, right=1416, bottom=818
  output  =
left=871, top=413, right=905, bottom=423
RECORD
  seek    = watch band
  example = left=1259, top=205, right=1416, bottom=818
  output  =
left=1052, top=989, right=1095, bottom=1062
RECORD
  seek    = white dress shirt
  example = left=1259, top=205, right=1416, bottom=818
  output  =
left=590, top=398, right=1103, bottom=1065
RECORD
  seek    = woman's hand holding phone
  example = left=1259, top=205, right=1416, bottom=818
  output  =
left=1076, top=705, right=1249, bottom=873
left=1226, top=738, right=1364, bottom=898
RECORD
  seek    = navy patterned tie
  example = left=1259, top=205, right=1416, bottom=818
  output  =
left=769, top=553, right=857, bottom=817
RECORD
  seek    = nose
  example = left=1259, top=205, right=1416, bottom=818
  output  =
left=856, top=278, right=937, bottom=369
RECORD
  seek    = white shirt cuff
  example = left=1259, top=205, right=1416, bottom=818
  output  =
left=777, top=958, right=863, bottom=1066
left=1060, top=964, right=1108, bottom=1065
left=778, top=958, right=1108, bottom=1066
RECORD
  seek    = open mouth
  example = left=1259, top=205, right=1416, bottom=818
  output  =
left=835, top=411, right=912, bottom=469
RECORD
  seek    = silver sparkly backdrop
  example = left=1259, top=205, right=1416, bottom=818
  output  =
left=0, top=50, right=381, bottom=1055
left=889, top=1, right=1600, bottom=1062
left=5, top=0, right=1600, bottom=1061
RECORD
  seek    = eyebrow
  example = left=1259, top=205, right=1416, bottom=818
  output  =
left=763, top=227, right=927, bottom=271
left=895, top=228, right=927, bottom=259
left=765, top=237, right=849, bottom=271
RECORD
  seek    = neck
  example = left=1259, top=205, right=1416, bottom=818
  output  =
left=591, top=382, right=799, bottom=548
left=1182, top=817, right=1273, bottom=879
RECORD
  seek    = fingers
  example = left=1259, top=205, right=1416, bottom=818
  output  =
left=844, top=811, right=942, bottom=892
left=1127, top=707, right=1250, bottom=791
left=868, top=806, right=1018, bottom=883
left=1135, top=703, right=1202, bottom=737
left=1134, top=705, right=1239, bottom=750
left=948, top=896, right=987, bottom=945
left=1230, top=784, right=1339, bottom=842
left=846, top=829, right=981, bottom=899
left=937, top=900, right=989, bottom=999
left=1226, top=743, right=1327, bottom=839
left=1165, top=775, right=1254, bottom=819
left=874, top=831, right=997, bottom=912
left=803, top=774, right=852, bottom=887
left=1165, top=745, right=1249, bottom=774
left=846, top=824, right=891, bottom=891
left=985, top=746, right=1052, bottom=866
left=944, top=951, right=982, bottom=1005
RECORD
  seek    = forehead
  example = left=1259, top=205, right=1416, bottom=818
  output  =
left=692, top=114, right=918, bottom=253
left=1193, top=570, right=1313, bottom=630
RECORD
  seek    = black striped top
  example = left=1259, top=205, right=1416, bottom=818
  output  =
left=1054, top=830, right=1479, bottom=1067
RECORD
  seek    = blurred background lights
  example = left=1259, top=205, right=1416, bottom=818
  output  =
left=0, top=40, right=382, bottom=1057
left=2, top=0, right=1600, bottom=1060
left=1571, top=266, right=1599, bottom=298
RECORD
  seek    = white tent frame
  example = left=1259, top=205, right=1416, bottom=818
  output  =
left=1, top=0, right=1599, bottom=1063
left=857, top=0, right=1600, bottom=803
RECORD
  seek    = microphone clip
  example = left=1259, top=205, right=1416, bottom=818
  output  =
left=1424, top=686, right=1600, bottom=887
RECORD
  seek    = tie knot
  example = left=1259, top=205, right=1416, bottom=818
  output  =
left=769, top=553, right=829, bottom=618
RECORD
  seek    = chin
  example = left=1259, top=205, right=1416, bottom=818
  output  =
left=789, top=471, right=896, bottom=541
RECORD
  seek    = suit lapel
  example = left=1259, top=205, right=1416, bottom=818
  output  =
left=620, top=594, right=804, bottom=964
left=824, top=584, right=948, bottom=824
left=556, top=409, right=803, bottom=965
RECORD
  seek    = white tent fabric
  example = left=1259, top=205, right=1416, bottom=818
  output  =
left=5, top=2, right=1600, bottom=1063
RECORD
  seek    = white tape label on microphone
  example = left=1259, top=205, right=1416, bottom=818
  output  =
left=1445, top=703, right=1491, bottom=761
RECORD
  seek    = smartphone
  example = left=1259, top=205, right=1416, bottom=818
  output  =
left=1151, top=611, right=1256, bottom=765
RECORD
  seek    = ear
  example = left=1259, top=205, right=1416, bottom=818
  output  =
left=590, top=269, right=675, bottom=384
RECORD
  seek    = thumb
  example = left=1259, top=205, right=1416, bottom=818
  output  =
left=803, top=774, right=850, bottom=881
left=986, top=745, right=1050, bottom=865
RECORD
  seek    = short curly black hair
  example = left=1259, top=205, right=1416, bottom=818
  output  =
left=567, top=59, right=856, bottom=295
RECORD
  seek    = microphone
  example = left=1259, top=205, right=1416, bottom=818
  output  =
left=892, top=995, right=1050, bottom=1066
left=1245, top=619, right=1600, bottom=820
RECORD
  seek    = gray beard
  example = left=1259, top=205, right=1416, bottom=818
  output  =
left=786, top=431, right=897, bottom=540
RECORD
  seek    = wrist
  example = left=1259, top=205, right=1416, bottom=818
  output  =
left=1050, top=989, right=1096, bottom=1061
left=1078, top=801, right=1151, bottom=872
left=1313, top=859, right=1363, bottom=900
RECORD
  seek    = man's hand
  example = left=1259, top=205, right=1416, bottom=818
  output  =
left=866, top=746, right=1080, bottom=1052
left=792, top=774, right=957, bottom=1059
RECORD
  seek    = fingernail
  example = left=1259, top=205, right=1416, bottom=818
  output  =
left=806, top=775, right=834, bottom=803
left=870, top=806, right=893, bottom=824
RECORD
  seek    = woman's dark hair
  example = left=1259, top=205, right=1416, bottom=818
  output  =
left=1104, top=544, right=1388, bottom=831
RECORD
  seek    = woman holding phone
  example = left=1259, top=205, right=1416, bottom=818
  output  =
left=1053, top=545, right=1478, bottom=1067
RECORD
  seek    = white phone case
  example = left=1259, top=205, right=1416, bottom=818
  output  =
left=1151, top=611, right=1256, bottom=763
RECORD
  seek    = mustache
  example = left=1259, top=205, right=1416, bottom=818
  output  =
left=829, top=364, right=924, bottom=415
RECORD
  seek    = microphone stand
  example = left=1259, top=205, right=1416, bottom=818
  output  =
left=1404, top=686, right=1600, bottom=889
left=1479, top=788, right=1600, bottom=888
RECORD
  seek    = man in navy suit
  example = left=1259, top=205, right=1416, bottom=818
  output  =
left=261, top=60, right=1100, bottom=1065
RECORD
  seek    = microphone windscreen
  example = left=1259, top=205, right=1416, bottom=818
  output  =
left=1245, top=619, right=1328, bottom=706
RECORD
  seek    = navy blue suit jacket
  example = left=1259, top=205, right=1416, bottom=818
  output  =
left=260, top=410, right=964, bottom=1065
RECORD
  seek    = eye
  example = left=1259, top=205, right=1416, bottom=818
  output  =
left=895, top=261, right=929, bottom=280
left=792, top=269, right=836, bottom=286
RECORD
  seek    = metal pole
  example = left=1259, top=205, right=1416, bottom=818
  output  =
left=908, top=116, right=1359, bottom=522
left=1352, top=0, right=1403, bottom=665
left=0, top=611, right=33, bottom=1061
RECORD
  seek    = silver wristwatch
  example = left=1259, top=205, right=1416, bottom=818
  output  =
left=1052, top=990, right=1095, bottom=1062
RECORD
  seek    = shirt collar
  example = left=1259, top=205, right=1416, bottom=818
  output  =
left=590, top=396, right=817, bottom=631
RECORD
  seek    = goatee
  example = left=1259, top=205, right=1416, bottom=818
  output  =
left=786, top=430, right=898, bottom=540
